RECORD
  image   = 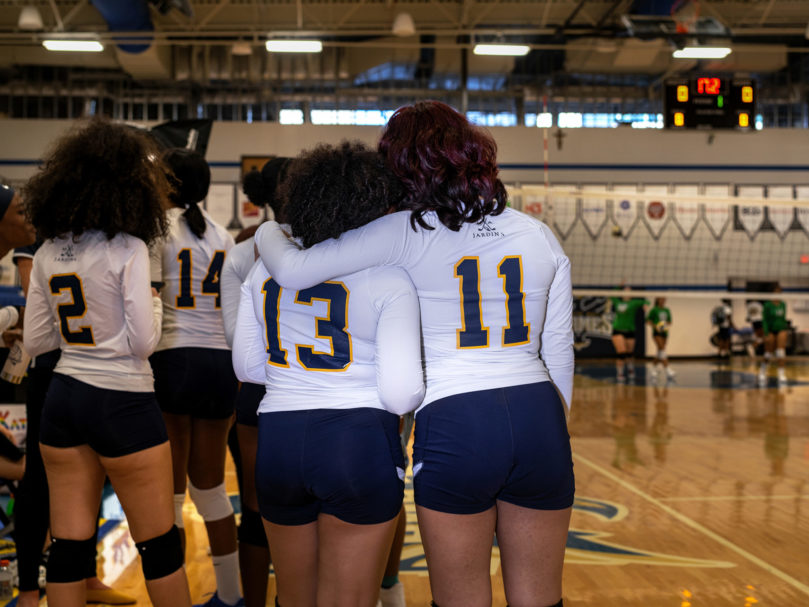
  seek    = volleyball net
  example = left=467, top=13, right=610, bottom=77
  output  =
left=505, top=184, right=809, bottom=357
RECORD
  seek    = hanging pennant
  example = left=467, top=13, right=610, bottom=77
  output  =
left=736, top=205, right=765, bottom=240
left=733, top=185, right=765, bottom=240
left=767, top=207, right=795, bottom=239
left=765, top=185, right=795, bottom=239
left=703, top=203, right=730, bottom=240
left=610, top=185, right=639, bottom=240
left=552, top=191, right=579, bottom=240
left=520, top=184, right=546, bottom=220
left=640, top=185, right=669, bottom=240
left=580, top=197, right=608, bottom=239
left=702, top=185, right=731, bottom=240
left=577, top=184, right=606, bottom=239
left=794, top=186, right=809, bottom=236
left=671, top=184, right=700, bottom=240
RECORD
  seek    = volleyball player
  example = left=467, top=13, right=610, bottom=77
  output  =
left=646, top=297, right=674, bottom=381
left=22, top=119, right=191, bottom=607
left=150, top=149, right=242, bottom=607
left=233, top=141, right=424, bottom=607
left=710, top=300, right=733, bottom=360
left=746, top=299, right=765, bottom=361
left=0, top=184, right=35, bottom=256
left=761, top=285, right=790, bottom=385
left=220, top=156, right=290, bottom=607
left=14, top=243, right=136, bottom=607
left=610, top=287, right=647, bottom=381
left=255, top=102, right=574, bottom=607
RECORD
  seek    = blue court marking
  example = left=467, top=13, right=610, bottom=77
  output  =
left=575, top=360, right=809, bottom=389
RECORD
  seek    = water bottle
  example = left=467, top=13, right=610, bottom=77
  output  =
left=0, top=559, right=13, bottom=603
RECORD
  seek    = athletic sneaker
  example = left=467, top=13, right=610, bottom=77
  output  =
left=778, top=370, right=787, bottom=384
left=757, top=371, right=767, bottom=387
left=378, top=582, right=406, bottom=607
left=666, top=367, right=676, bottom=380
left=194, top=593, right=245, bottom=607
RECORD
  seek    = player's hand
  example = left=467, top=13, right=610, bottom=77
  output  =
left=1, top=328, right=22, bottom=349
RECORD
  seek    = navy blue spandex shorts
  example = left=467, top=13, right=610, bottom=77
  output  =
left=256, top=407, right=405, bottom=525
left=412, top=381, right=574, bottom=514
left=40, top=373, right=168, bottom=458
left=150, top=347, right=238, bottom=419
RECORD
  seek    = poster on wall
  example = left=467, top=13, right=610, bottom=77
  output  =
left=572, top=297, right=614, bottom=357
left=671, top=184, right=700, bottom=240
left=640, top=184, right=669, bottom=240
left=573, top=296, right=645, bottom=359
left=205, top=183, right=236, bottom=229
left=0, top=403, right=26, bottom=447
left=610, top=185, right=639, bottom=240
left=702, top=184, right=731, bottom=240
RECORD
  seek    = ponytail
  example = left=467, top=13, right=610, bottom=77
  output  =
left=162, top=147, right=211, bottom=239
left=183, top=202, right=206, bottom=238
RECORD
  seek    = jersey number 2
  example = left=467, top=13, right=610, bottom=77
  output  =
left=261, top=279, right=352, bottom=371
left=176, top=249, right=226, bottom=309
left=455, top=256, right=530, bottom=349
left=49, top=273, right=94, bottom=346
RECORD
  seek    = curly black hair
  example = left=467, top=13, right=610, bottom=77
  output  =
left=242, top=156, right=292, bottom=221
left=23, top=118, right=172, bottom=245
left=281, top=141, right=405, bottom=249
left=163, top=147, right=211, bottom=239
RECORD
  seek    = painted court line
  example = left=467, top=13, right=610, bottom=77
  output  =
left=660, top=494, right=809, bottom=503
left=573, top=452, right=809, bottom=597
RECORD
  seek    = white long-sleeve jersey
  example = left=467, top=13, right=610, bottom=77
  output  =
left=220, top=239, right=256, bottom=347
left=151, top=207, right=234, bottom=351
left=232, top=259, right=425, bottom=416
left=255, top=208, right=574, bottom=410
left=24, top=231, right=162, bottom=392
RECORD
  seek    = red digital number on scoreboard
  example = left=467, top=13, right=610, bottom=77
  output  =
left=696, top=77, right=722, bottom=95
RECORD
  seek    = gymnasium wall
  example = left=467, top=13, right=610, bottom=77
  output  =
left=1, top=119, right=807, bottom=357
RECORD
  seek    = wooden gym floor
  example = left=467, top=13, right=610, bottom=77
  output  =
left=13, top=357, right=809, bottom=606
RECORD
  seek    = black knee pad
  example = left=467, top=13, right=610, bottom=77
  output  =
left=238, top=507, right=268, bottom=548
left=46, top=536, right=96, bottom=583
left=136, top=525, right=184, bottom=580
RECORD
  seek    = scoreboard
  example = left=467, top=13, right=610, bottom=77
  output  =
left=664, top=77, right=756, bottom=130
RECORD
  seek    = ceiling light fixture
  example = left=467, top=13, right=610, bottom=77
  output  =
left=265, top=40, right=322, bottom=53
left=18, top=6, right=44, bottom=31
left=473, top=43, right=530, bottom=57
left=672, top=46, right=732, bottom=59
left=42, top=39, right=105, bottom=52
left=392, top=12, right=416, bottom=37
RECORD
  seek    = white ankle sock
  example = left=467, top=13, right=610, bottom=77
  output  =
left=212, top=551, right=241, bottom=605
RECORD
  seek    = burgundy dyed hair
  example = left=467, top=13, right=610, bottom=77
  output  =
left=378, top=100, right=507, bottom=231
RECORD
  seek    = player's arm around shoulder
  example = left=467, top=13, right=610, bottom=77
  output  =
left=231, top=261, right=269, bottom=385
left=372, top=267, right=424, bottom=416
